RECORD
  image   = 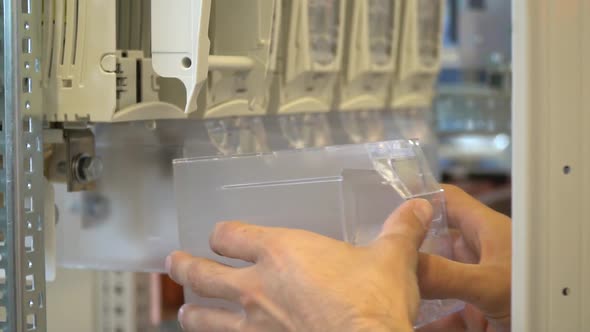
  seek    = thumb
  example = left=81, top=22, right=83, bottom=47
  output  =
left=377, top=199, right=434, bottom=251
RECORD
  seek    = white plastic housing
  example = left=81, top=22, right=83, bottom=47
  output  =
left=391, top=0, right=445, bottom=108
left=340, top=0, right=402, bottom=110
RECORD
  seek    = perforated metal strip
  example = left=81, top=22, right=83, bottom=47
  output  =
left=98, top=272, right=155, bottom=332
left=0, top=0, right=47, bottom=331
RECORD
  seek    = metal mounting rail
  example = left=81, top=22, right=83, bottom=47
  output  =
left=1, top=0, right=47, bottom=331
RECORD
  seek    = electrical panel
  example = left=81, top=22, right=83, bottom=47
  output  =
left=40, top=0, right=444, bottom=124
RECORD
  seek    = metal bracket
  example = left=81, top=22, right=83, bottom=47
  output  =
left=45, top=129, right=99, bottom=192
left=64, top=129, right=98, bottom=192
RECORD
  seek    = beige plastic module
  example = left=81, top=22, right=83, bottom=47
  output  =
left=150, top=0, right=279, bottom=119
left=339, top=0, right=402, bottom=111
left=271, top=0, right=346, bottom=114
left=391, top=0, right=444, bottom=108
left=41, top=0, right=278, bottom=123
left=200, top=0, right=277, bottom=119
left=42, top=0, right=187, bottom=123
left=41, top=0, right=118, bottom=123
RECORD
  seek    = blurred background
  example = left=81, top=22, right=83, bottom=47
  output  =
left=436, top=0, right=512, bottom=215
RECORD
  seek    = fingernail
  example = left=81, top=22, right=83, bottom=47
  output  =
left=178, top=304, right=186, bottom=329
left=412, top=199, right=433, bottom=229
left=165, top=255, right=172, bottom=274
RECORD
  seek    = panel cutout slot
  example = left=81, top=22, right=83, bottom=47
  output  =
left=26, top=313, right=36, bottom=330
left=22, top=0, right=32, bottom=14
left=23, top=117, right=33, bottom=133
left=25, top=274, right=35, bottom=291
left=38, top=291, right=44, bottom=308
left=24, top=196, right=33, bottom=213
left=36, top=215, right=42, bottom=232
left=60, top=0, right=67, bottom=65
left=71, top=0, right=81, bottom=64
left=25, top=157, right=33, bottom=174
left=22, top=38, right=32, bottom=54
left=24, top=235, right=34, bottom=252
left=22, top=78, right=32, bottom=93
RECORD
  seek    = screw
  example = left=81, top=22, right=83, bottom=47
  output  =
left=74, top=155, right=103, bottom=183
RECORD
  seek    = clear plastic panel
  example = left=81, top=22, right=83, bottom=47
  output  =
left=339, top=110, right=386, bottom=144
left=369, top=0, right=395, bottom=66
left=174, top=139, right=462, bottom=327
left=54, top=110, right=439, bottom=272
left=308, top=0, right=340, bottom=66
left=205, top=117, right=270, bottom=155
left=55, top=145, right=182, bottom=272
left=278, top=113, right=333, bottom=149
left=418, top=0, right=441, bottom=67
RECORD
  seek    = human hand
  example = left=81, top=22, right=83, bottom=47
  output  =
left=417, top=185, right=511, bottom=332
left=166, top=199, right=434, bottom=332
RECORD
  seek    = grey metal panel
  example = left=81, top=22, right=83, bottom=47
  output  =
left=513, top=0, right=590, bottom=331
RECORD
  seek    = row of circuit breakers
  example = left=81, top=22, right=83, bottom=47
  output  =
left=40, top=0, right=444, bottom=124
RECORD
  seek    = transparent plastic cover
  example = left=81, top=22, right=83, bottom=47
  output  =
left=54, top=111, right=439, bottom=272
left=173, top=139, right=462, bottom=327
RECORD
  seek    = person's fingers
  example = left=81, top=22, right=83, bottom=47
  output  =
left=441, top=185, right=487, bottom=253
left=448, top=229, right=480, bottom=264
left=416, top=311, right=466, bottom=332
left=461, top=304, right=490, bottom=332
left=442, top=185, right=511, bottom=258
left=420, top=253, right=512, bottom=322
left=178, top=304, right=243, bottom=332
left=209, top=221, right=270, bottom=262
left=166, top=251, right=244, bottom=301
left=376, top=199, right=434, bottom=252
left=418, top=253, right=491, bottom=305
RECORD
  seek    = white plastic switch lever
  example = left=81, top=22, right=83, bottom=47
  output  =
left=151, top=0, right=212, bottom=114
